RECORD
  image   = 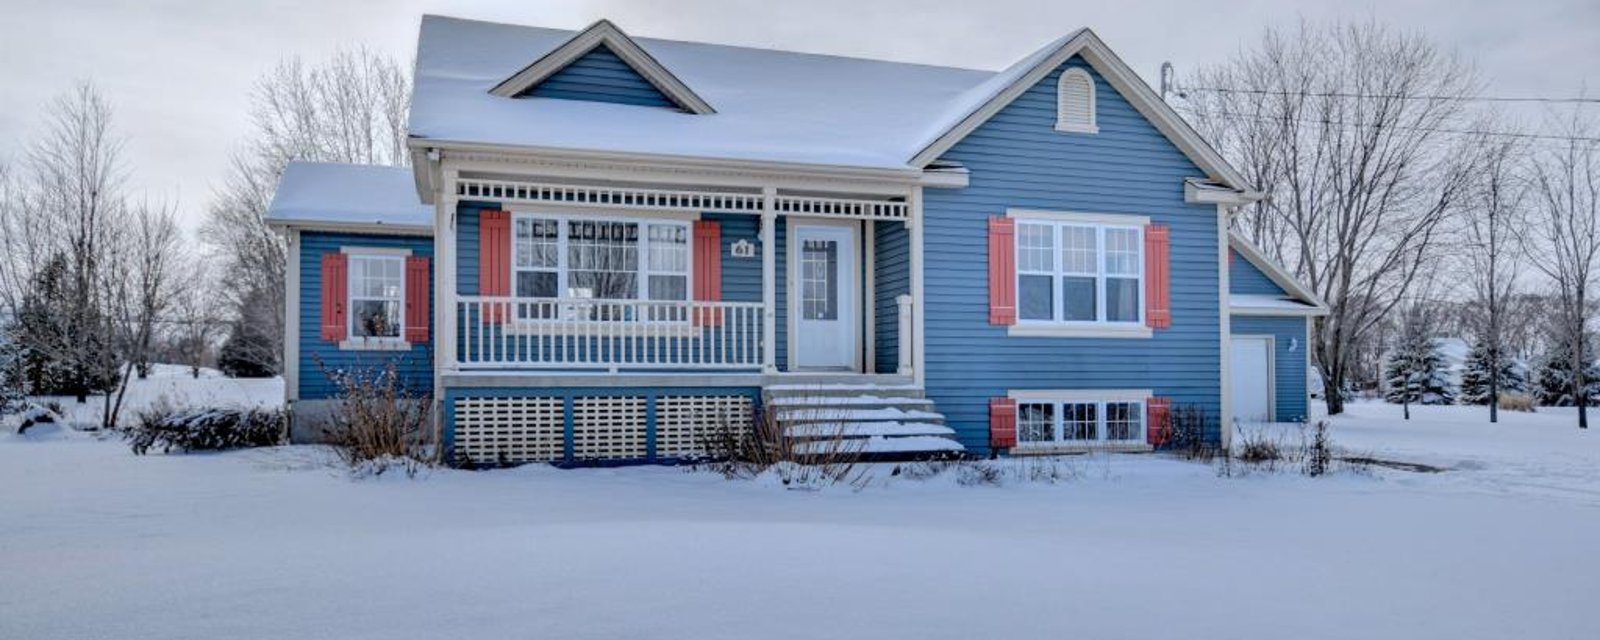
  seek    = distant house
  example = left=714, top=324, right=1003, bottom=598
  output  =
left=264, top=15, right=1326, bottom=465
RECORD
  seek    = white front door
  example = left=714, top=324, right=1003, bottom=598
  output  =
left=1230, top=336, right=1274, bottom=423
left=792, top=224, right=858, bottom=370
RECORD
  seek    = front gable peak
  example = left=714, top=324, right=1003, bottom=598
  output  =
left=488, top=19, right=716, bottom=114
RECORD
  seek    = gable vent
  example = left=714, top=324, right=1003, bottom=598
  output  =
left=1056, top=68, right=1098, bottom=134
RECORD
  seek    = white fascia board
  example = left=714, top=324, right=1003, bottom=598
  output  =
left=1227, top=232, right=1328, bottom=311
left=265, top=220, right=435, bottom=237
left=909, top=30, right=1254, bottom=194
left=1185, top=179, right=1263, bottom=205
left=488, top=19, right=715, bottom=115
left=1229, top=304, right=1328, bottom=317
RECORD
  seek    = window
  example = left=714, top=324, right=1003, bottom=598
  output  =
left=1016, top=220, right=1142, bottom=325
left=348, top=253, right=405, bottom=340
left=1056, top=67, right=1097, bottom=133
left=1015, top=396, right=1145, bottom=446
left=512, top=214, right=691, bottom=319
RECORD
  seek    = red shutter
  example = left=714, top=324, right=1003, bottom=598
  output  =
left=1147, top=396, right=1172, bottom=446
left=320, top=252, right=348, bottom=342
left=988, top=216, right=1017, bottom=325
left=404, top=256, right=431, bottom=343
left=989, top=397, right=1018, bottom=449
left=1144, top=224, right=1171, bottom=329
left=693, top=220, right=722, bottom=327
left=479, top=210, right=511, bottom=322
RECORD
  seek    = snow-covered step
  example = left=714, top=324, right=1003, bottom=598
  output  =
left=794, top=435, right=966, bottom=456
left=766, top=395, right=935, bottom=412
left=771, top=407, right=946, bottom=425
left=785, top=421, right=956, bottom=440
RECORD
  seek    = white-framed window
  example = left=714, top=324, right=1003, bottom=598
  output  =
left=348, top=252, right=406, bottom=340
left=1016, top=219, right=1143, bottom=325
left=1016, top=394, right=1146, bottom=446
left=512, top=213, right=692, bottom=319
left=1056, top=67, right=1098, bottom=134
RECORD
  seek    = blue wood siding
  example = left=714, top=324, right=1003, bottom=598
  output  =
left=297, top=231, right=434, bottom=400
left=874, top=222, right=909, bottom=373
left=455, top=206, right=789, bottom=370
left=922, top=56, right=1224, bottom=454
left=523, top=44, right=677, bottom=109
left=1230, top=249, right=1288, bottom=296
left=1231, top=315, right=1310, bottom=422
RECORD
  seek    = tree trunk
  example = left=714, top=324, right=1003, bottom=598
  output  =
left=1488, top=348, right=1500, bottom=424
left=1322, top=366, right=1345, bottom=415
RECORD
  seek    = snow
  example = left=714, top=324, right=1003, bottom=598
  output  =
left=18, top=365, right=282, bottom=430
left=411, top=15, right=993, bottom=169
left=1228, top=293, right=1321, bottom=313
left=3, top=397, right=1599, bottom=639
left=785, top=421, right=954, bottom=438
left=792, top=434, right=965, bottom=454
left=264, top=162, right=432, bottom=229
left=771, top=406, right=945, bottom=422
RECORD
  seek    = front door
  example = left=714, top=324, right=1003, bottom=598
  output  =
left=792, top=223, right=858, bottom=370
left=1230, top=336, right=1274, bottom=423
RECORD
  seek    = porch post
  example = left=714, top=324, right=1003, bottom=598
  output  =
left=436, top=165, right=460, bottom=379
left=761, top=186, right=778, bottom=373
left=908, top=187, right=926, bottom=386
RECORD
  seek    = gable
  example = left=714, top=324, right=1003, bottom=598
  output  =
left=522, top=44, right=677, bottom=108
left=1230, top=249, right=1289, bottom=296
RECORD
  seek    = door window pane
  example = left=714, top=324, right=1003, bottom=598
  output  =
left=801, top=239, right=838, bottom=321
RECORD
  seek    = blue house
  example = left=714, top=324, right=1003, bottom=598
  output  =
left=264, top=15, right=1326, bottom=464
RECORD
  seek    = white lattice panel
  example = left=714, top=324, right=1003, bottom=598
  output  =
left=656, top=395, right=755, bottom=458
left=572, top=396, right=648, bottom=460
left=453, top=396, right=565, bottom=464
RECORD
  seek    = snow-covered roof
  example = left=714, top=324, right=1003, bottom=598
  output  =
left=1229, top=294, right=1325, bottom=316
left=410, top=15, right=996, bottom=170
left=264, top=162, right=433, bottom=232
left=1228, top=233, right=1327, bottom=315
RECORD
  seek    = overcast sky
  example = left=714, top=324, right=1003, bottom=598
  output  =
left=1, top=0, right=1595, bottom=232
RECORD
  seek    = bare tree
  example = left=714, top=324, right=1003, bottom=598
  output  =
left=167, top=266, right=222, bottom=379
left=1519, top=109, right=1600, bottom=429
left=203, top=48, right=411, bottom=377
left=1181, top=20, right=1484, bottom=413
left=98, top=200, right=182, bottom=429
left=1460, top=137, right=1527, bottom=422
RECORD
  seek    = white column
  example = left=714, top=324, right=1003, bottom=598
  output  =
left=1217, top=202, right=1233, bottom=451
left=761, top=187, right=778, bottom=373
left=283, top=229, right=300, bottom=403
left=435, top=166, right=460, bottom=385
left=864, top=219, right=876, bottom=373
left=908, top=187, right=926, bottom=386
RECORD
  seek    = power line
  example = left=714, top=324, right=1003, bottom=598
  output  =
left=1174, top=105, right=1600, bottom=144
left=1182, top=86, right=1600, bottom=105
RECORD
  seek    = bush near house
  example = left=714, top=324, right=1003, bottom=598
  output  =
left=126, top=405, right=285, bottom=454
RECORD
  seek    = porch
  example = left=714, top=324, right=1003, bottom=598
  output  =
left=436, top=174, right=928, bottom=380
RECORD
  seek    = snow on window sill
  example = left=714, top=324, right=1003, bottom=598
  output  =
left=339, top=338, right=412, bottom=352
left=1007, top=323, right=1152, bottom=339
left=1012, top=442, right=1152, bottom=455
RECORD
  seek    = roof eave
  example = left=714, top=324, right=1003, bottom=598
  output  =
left=1228, top=232, right=1328, bottom=311
left=487, top=19, right=715, bottom=115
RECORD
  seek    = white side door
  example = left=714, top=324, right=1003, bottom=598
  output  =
left=792, top=224, right=858, bottom=370
left=1230, top=336, right=1274, bottom=423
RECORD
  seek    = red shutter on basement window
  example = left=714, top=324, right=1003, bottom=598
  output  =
left=320, top=252, right=348, bottom=342
left=988, top=216, right=1017, bottom=325
left=1144, top=224, right=1171, bottom=329
left=404, top=256, right=431, bottom=343
left=1147, top=396, right=1173, bottom=446
left=989, top=397, right=1018, bottom=449
left=479, top=210, right=511, bottom=322
left=693, top=220, right=722, bottom=327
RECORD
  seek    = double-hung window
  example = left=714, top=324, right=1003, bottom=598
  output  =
left=348, top=253, right=405, bottom=340
left=512, top=214, right=691, bottom=320
left=1016, top=219, right=1143, bottom=325
left=1017, top=396, right=1145, bottom=446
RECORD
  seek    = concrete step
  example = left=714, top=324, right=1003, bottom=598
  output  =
left=766, top=395, right=935, bottom=412
left=762, top=383, right=925, bottom=400
left=785, top=421, right=955, bottom=440
left=771, top=407, right=946, bottom=425
left=793, top=435, right=966, bottom=456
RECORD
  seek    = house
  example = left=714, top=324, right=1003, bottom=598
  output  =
left=264, top=15, right=1327, bottom=464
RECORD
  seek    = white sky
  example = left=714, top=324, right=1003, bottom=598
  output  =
left=1, top=0, right=1595, bottom=232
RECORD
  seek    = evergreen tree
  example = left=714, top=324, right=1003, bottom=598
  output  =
left=1384, top=337, right=1456, bottom=406
left=1533, top=341, right=1600, bottom=407
left=218, top=319, right=276, bottom=379
left=1458, top=338, right=1527, bottom=405
left=13, top=254, right=119, bottom=397
left=0, top=328, right=24, bottom=414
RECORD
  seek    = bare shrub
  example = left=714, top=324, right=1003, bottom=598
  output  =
left=1167, top=403, right=1221, bottom=461
left=324, top=362, right=436, bottom=478
left=1235, top=430, right=1283, bottom=466
left=699, top=401, right=867, bottom=490
left=126, top=401, right=284, bottom=454
left=1498, top=392, right=1536, bottom=413
left=1304, top=421, right=1333, bottom=477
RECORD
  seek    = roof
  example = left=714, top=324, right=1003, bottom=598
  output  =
left=1228, top=233, right=1327, bottom=316
left=265, top=162, right=433, bottom=232
left=408, top=16, right=1033, bottom=170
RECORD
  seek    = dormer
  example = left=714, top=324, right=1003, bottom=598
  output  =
left=489, top=20, right=715, bottom=114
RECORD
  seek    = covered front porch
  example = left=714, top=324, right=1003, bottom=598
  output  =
left=433, top=170, right=929, bottom=380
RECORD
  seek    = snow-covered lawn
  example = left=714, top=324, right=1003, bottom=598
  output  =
left=25, top=364, right=283, bottom=427
left=3, top=399, right=1597, bottom=640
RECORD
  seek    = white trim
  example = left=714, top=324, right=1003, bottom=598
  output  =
left=284, top=230, right=301, bottom=402
left=1054, top=67, right=1099, bottom=134
left=1217, top=203, right=1233, bottom=450
left=908, top=30, right=1255, bottom=194
left=1228, top=232, right=1328, bottom=311
left=488, top=19, right=716, bottom=115
left=266, top=220, right=434, bottom=237
left=1005, top=208, right=1148, bottom=226
left=909, top=187, right=926, bottom=385
left=506, top=211, right=694, bottom=305
left=339, top=338, right=411, bottom=352
left=339, top=246, right=412, bottom=257
left=436, top=165, right=460, bottom=378
left=344, top=250, right=408, bottom=344
left=864, top=219, right=876, bottom=371
left=1230, top=334, right=1277, bottom=423
left=1008, top=388, right=1152, bottom=402
left=1010, top=442, right=1154, bottom=455
left=1185, top=179, right=1258, bottom=205
left=760, top=188, right=777, bottom=373
left=1006, top=389, right=1153, bottom=448
left=1010, top=216, right=1145, bottom=327
left=1229, top=305, right=1326, bottom=317
left=785, top=217, right=863, bottom=372
left=1305, top=316, right=1316, bottom=417
left=1007, top=324, right=1153, bottom=339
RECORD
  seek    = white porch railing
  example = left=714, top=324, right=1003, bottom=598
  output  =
left=455, top=297, right=766, bottom=370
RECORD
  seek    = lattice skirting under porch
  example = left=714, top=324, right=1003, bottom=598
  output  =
left=450, top=391, right=756, bottom=466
